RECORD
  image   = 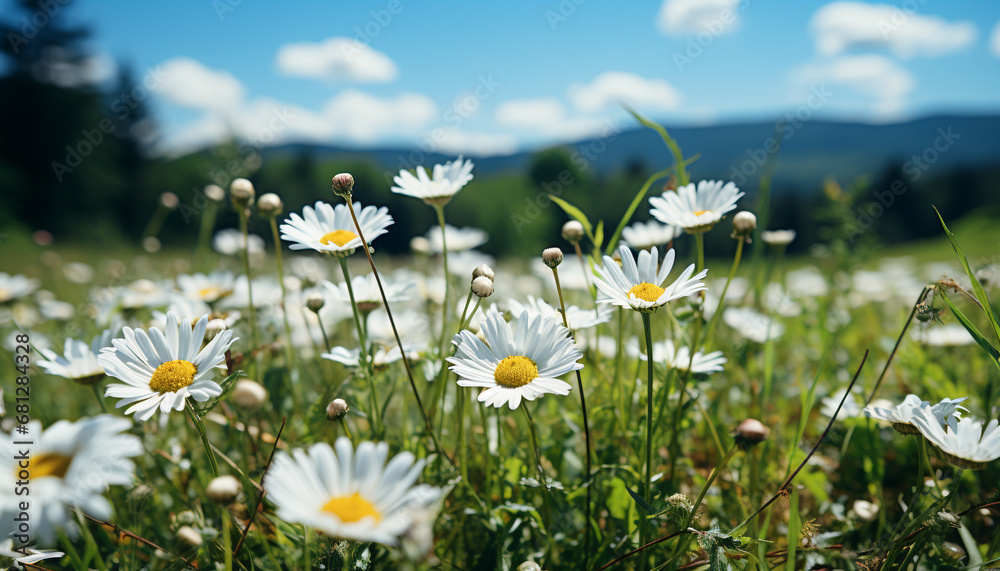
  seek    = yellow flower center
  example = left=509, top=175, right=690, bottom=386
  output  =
left=26, top=452, right=73, bottom=480
left=494, top=356, right=539, bottom=388
left=693, top=210, right=712, bottom=216
left=627, top=282, right=665, bottom=303
left=319, top=230, right=359, bottom=247
left=149, top=359, right=197, bottom=393
left=322, top=491, right=382, bottom=523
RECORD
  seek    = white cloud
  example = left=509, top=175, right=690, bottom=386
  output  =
left=656, top=0, right=742, bottom=36
left=322, top=90, right=436, bottom=143
left=991, top=21, right=1000, bottom=57
left=435, top=131, right=518, bottom=156
left=797, top=54, right=914, bottom=115
left=276, top=37, right=398, bottom=83
left=154, top=57, right=244, bottom=110
left=568, top=71, right=681, bottom=113
left=810, top=2, right=976, bottom=58
left=495, top=98, right=566, bottom=129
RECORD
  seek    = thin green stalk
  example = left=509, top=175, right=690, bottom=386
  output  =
left=668, top=445, right=738, bottom=565
left=572, top=241, right=597, bottom=305
left=76, top=509, right=108, bottom=571
left=269, top=217, right=297, bottom=375
left=141, top=202, right=171, bottom=239
left=195, top=201, right=218, bottom=267
left=640, top=311, right=656, bottom=571
left=222, top=510, right=233, bottom=571
left=703, top=238, right=745, bottom=343
left=434, top=204, right=450, bottom=358
left=316, top=314, right=331, bottom=352
left=186, top=402, right=220, bottom=478
left=337, top=256, right=378, bottom=434
left=694, top=231, right=705, bottom=272
left=91, top=383, right=108, bottom=413
left=237, top=208, right=260, bottom=372
left=552, top=265, right=593, bottom=563
left=343, top=194, right=452, bottom=467
left=522, top=405, right=545, bottom=481
left=59, top=530, right=87, bottom=570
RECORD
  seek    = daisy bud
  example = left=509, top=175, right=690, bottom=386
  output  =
left=472, top=264, right=495, bottom=282
left=542, top=247, right=563, bottom=268
left=305, top=292, right=325, bottom=313
left=205, top=318, right=228, bottom=341
left=142, top=236, right=161, bottom=253
left=517, top=563, right=543, bottom=571
left=257, top=193, right=283, bottom=217
left=326, top=398, right=349, bottom=421
left=734, top=418, right=769, bottom=448
left=176, top=525, right=203, bottom=547
left=231, top=379, right=268, bottom=410
left=230, top=178, right=255, bottom=208
left=160, top=192, right=179, bottom=209
left=561, top=220, right=585, bottom=243
left=731, top=211, right=756, bottom=242
left=206, top=475, right=242, bottom=505
left=204, top=184, right=226, bottom=202
left=472, top=276, right=494, bottom=298
left=332, top=172, right=355, bottom=199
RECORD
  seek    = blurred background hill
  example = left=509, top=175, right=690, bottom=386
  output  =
left=1, top=0, right=999, bottom=261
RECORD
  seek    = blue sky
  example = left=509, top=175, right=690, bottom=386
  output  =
left=24, top=0, right=1000, bottom=155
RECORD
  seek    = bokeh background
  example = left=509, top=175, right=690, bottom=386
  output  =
left=2, top=0, right=999, bottom=260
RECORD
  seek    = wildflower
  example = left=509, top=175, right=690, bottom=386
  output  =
left=472, top=264, right=495, bottom=282
left=231, top=379, right=268, bottom=410
left=0, top=272, right=39, bottom=304
left=265, top=438, right=441, bottom=545
left=649, top=180, right=743, bottom=233
left=0, top=416, right=142, bottom=545
left=760, top=229, right=796, bottom=246
left=622, top=220, right=682, bottom=250
left=542, top=247, right=564, bottom=268
left=411, top=224, right=488, bottom=254
left=735, top=418, right=769, bottom=448
left=37, top=328, right=116, bottom=385
left=257, top=193, right=284, bottom=217
left=593, top=245, right=707, bottom=313
left=230, top=178, right=255, bottom=208
left=332, top=172, right=355, bottom=199
left=206, top=475, right=242, bottom=505
left=507, top=296, right=612, bottom=331
left=99, top=312, right=237, bottom=421
left=391, top=156, right=474, bottom=206
left=280, top=201, right=392, bottom=257
left=629, top=339, right=726, bottom=374
left=213, top=228, right=265, bottom=256
left=472, top=276, right=494, bottom=298
left=731, top=211, right=756, bottom=242
left=863, top=394, right=967, bottom=435
left=911, top=409, right=1000, bottom=470
left=177, top=271, right=235, bottom=304
left=327, top=399, right=350, bottom=421
left=448, top=308, right=583, bottom=410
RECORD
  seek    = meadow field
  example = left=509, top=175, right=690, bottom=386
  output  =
left=2, top=117, right=1000, bottom=571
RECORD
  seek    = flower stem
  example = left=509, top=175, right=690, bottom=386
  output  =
left=865, top=285, right=934, bottom=406
left=91, top=383, right=108, bottom=413
left=338, top=256, right=379, bottom=435
left=702, top=238, right=744, bottom=343
left=196, top=201, right=218, bottom=268
left=552, top=265, right=593, bottom=563
left=640, top=311, right=656, bottom=571
left=668, top=445, right=738, bottom=565
left=237, top=207, right=260, bottom=377
left=694, top=231, right=705, bottom=272
left=269, top=217, right=297, bottom=374
left=186, top=402, right=220, bottom=478
left=434, top=204, right=450, bottom=358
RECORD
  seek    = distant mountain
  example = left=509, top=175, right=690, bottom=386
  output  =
left=266, top=114, right=1000, bottom=192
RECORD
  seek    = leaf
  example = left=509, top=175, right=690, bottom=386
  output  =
left=940, top=291, right=1000, bottom=361
left=549, top=194, right=592, bottom=235
left=625, top=105, right=691, bottom=185
left=593, top=219, right=604, bottom=251
left=624, top=481, right=656, bottom=515
left=934, top=206, right=1000, bottom=346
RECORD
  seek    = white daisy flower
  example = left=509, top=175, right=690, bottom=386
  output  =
left=37, top=328, right=117, bottom=385
left=911, top=409, right=1000, bottom=470
left=0, top=273, right=39, bottom=304
left=322, top=344, right=421, bottom=370
left=912, top=324, right=975, bottom=347
left=411, top=224, right=489, bottom=254
left=628, top=340, right=727, bottom=374
left=447, top=308, right=583, bottom=410
left=324, top=273, right=412, bottom=313
left=592, top=245, right=707, bottom=313
left=177, top=271, right=236, bottom=304
left=622, top=220, right=683, bottom=250
left=280, top=201, right=392, bottom=257
left=820, top=388, right=862, bottom=421
left=649, top=180, right=744, bottom=233
left=212, top=228, right=265, bottom=256
left=761, top=229, right=796, bottom=246
left=0, top=415, right=142, bottom=546
left=863, top=394, right=968, bottom=435
left=723, top=306, right=785, bottom=343
left=507, top=296, right=613, bottom=331
left=265, top=438, right=441, bottom=546
left=0, top=539, right=64, bottom=565
left=99, top=312, right=237, bottom=421
left=391, top=156, right=474, bottom=206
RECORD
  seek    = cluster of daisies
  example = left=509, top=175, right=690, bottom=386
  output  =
left=4, top=152, right=999, bottom=570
